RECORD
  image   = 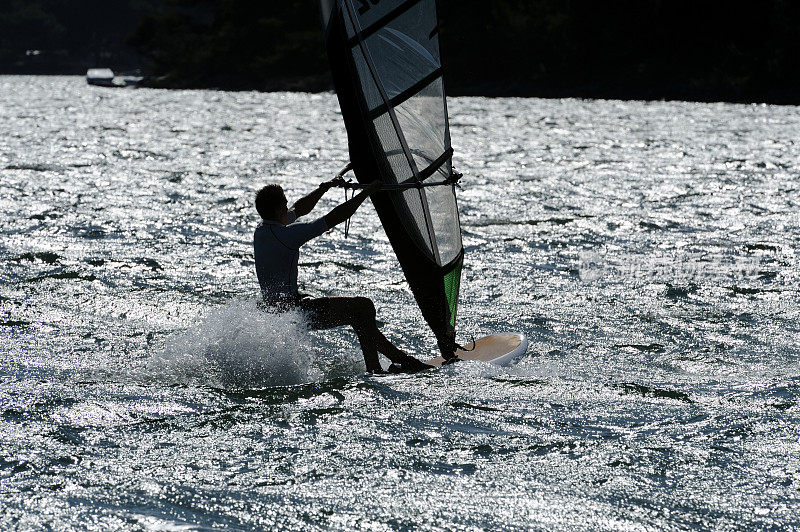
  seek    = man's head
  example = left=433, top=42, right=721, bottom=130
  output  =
left=255, top=184, right=288, bottom=223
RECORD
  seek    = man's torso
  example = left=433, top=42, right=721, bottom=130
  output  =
left=253, top=210, right=327, bottom=303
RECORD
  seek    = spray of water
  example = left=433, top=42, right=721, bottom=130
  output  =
left=149, top=299, right=325, bottom=388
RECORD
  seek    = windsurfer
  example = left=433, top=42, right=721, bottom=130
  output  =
left=253, top=179, right=431, bottom=373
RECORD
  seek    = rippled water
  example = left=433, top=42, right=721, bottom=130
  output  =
left=1, top=76, right=799, bottom=530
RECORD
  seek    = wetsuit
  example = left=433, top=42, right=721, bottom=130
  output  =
left=254, top=209, right=327, bottom=305
left=253, top=209, right=353, bottom=330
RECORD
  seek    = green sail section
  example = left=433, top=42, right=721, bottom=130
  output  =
left=443, top=257, right=462, bottom=328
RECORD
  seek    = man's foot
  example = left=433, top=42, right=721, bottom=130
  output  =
left=387, top=355, right=433, bottom=374
left=441, top=353, right=460, bottom=366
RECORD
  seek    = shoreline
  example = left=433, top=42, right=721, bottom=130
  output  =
left=3, top=72, right=796, bottom=106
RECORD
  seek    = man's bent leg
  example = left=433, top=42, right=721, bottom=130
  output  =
left=300, top=296, right=386, bottom=372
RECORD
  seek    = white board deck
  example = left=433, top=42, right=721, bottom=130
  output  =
left=426, top=333, right=528, bottom=368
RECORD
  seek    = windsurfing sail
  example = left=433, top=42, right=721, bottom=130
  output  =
left=320, top=0, right=464, bottom=358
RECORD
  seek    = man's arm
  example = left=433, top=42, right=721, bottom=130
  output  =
left=291, top=176, right=343, bottom=218
left=324, top=181, right=380, bottom=228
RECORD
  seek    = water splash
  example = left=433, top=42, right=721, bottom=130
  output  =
left=149, top=298, right=323, bottom=388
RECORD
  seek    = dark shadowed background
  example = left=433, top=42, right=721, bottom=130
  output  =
left=2, top=0, right=799, bottom=103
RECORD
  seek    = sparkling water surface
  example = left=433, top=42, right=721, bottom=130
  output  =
left=1, top=76, right=799, bottom=530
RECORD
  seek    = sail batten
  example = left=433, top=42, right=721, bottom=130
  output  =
left=346, top=0, right=426, bottom=44
left=367, top=68, right=443, bottom=120
left=322, top=0, right=464, bottom=357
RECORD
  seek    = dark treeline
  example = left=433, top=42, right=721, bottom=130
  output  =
left=127, top=0, right=329, bottom=91
left=0, top=0, right=161, bottom=74
left=2, top=0, right=799, bottom=103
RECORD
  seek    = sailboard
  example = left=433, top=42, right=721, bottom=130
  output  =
left=319, top=0, right=526, bottom=365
